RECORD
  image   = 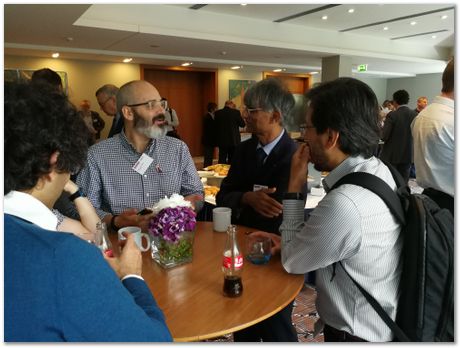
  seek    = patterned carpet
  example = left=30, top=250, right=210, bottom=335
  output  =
left=206, top=284, right=324, bottom=342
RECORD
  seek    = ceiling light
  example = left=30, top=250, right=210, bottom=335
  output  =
left=348, top=9, right=354, bottom=13
left=273, top=68, right=283, bottom=72
left=410, top=21, right=417, bottom=25
left=181, top=62, right=193, bottom=67
left=241, top=3, right=247, bottom=6
left=383, top=26, right=389, bottom=31
left=123, top=58, right=132, bottom=63
left=321, top=15, right=328, bottom=20
left=310, top=71, right=319, bottom=75
left=432, top=35, right=437, bottom=39
left=441, top=15, right=448, bottom=19
left=231, top=65, right=242, bottom=70
left=52, top=53, right=59, bottom=58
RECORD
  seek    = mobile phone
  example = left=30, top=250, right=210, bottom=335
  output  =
left=137, top=208, right=153, bottom=216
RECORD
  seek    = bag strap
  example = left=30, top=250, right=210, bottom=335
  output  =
left=338, top=262, right=410, bottom=342
left=329, top=170, right=409, bottom=341
left=330, top=172, right=406, bottom=225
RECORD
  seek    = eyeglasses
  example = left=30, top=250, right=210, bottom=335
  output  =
left=242, top=106, right=263, bottom=116
left=98, top=96, right=112, bottom=108
left=126, top=99, right=167, bottom=110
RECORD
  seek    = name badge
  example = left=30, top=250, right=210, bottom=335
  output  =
left=253, top=184, right=268, bottom=192
left=132, top=153, right=154, bottom=175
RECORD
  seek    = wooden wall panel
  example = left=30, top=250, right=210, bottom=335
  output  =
left=263, top=72, right=311, bottom=94
left=142, top=67, right=217, bottom=157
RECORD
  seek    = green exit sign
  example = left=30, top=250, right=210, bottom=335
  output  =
left=357, top=64, right=368, bottom=72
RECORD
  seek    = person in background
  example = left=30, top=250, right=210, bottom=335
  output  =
left=5, top=81, right=172, bottom=342
left=217, top=78, right=306, bottom=342
left=77, top=80, right=203, bottom=233
left=31, top=67, right=63, bottom=93
left=202, top=102, right=218, bottom=168
left=95, top=84, right=123, bottom=138
left=255, top=77, right=402, bottom=342
left=411, top=58, right=454, bottom=215
left=414, top=96, right=428, bottom=115
left=380, top=89, right=417, bottom=182
left=161, top=97, right=181, bottom=139
left=78, top=99, right=105, bottom=141
left=214, top=100, right=246, bottom=164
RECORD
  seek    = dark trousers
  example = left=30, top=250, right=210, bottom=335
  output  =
left=203, top=146, right=215, bottom=168
left=233, top=301, right=297, bottom=342
left=423, top=188, right=454, bottom=216
left=323, top=324, right=367, bottom=342
left=218, top=146, right=236, bottom=164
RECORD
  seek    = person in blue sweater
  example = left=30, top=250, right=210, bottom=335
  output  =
left=4, top=81, right=172, bottom=342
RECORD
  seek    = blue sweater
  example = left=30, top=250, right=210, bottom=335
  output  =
left=4, top=214, right=172, bottom=342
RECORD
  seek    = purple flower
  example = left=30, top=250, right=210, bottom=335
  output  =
left=148, top=206, right=196, bottom=243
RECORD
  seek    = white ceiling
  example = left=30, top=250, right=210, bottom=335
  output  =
left=4, top=3, right=455, bottom=78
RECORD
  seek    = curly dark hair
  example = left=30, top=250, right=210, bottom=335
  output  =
left=5, top=82, right=89, bottom=194
left=306, top=77, right=380, bottom=158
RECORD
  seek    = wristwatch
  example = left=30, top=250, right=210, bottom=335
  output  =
left=68, top=189, right=84, bottom=202
left=283, top=192, right=304, bottom=200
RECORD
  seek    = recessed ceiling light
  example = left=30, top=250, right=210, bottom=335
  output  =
left=410, top=21, right=417, bottom=25
left=432, top=35, right=437, bottom=39
left=383, top=26, right=389, bottom=31
left=273, top=68, right=283, bottom=72
left=310, top=71, right=319, bottom=75
left=321, top=15, right=328, bottom=20
left=52, top=53, right=59, bottom=58
left=231, top=65, right=242, bottom=70
left=441, top=15, right=448, bottom=20
left=181, top=62, right=193, bottom=67
left=123, top=58, right=132, bottom=63
left=348, top=8, right=354, bottom=13
left=241, top=3, right=247, bottom=6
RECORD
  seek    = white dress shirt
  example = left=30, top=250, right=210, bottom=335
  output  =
left=280, top=156, right=403, bottom=342
left=4, top=191, right=57, bottom=231
left=411, top=96, right=454, bottom=196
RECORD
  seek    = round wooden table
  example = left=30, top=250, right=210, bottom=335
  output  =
left=113, top=222, right=304, bottom=342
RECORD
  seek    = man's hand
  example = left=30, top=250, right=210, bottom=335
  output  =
left=184, top=194, right=204, bottom=210
left=242, top=188, right=283, bottom=218
left=104, top=233, right=142, bottom=278
left=110, top=208, right=154, bottom=233
left=288, top=143, right=311, bottom=192
left=247, top=231, right=281, bottom=255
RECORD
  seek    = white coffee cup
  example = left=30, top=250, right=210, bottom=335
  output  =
left=213, top=207, right=232, bottom=232
left=118, top=226, right=150, bottom=252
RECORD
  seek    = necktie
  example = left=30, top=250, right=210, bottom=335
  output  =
left=256, top=147, right=267, bottom=167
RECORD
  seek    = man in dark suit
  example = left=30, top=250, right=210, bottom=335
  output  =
left=202, top=102, right=218, bottom=168
left=96, top=84, right=123, bottom=138
left=380, top=89, right=417, bottom=182
left=216, top=78, right=307, bottom=342
left=214, top=100, right=245, bottom=164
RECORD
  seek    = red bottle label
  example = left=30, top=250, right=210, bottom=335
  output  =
left=223, top=255, right=243, bottom=269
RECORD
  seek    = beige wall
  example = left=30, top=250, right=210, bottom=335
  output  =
left=217, top=69, right=262, bottom=109
left=5, top=55, right=140, bottom=139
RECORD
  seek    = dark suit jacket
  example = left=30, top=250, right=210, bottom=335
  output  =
left=214, top=106, right=245, bottom=147
left=380, top=105, right=417, bottom=164
left=216, top=131, right=307, bottom=234
left=201, top=112, right=217, bottom=147
left=108, top=112, right=124, bottom=138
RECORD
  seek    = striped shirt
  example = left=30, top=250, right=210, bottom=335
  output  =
left=76, top=131, right=203, bottom=219
left=280, top=156, right=402, bottom=342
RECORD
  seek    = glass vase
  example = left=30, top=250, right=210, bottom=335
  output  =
left=151, top=229, right=195, bottom=269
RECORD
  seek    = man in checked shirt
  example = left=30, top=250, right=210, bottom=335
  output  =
left=77, top=80, right=203, bottom=233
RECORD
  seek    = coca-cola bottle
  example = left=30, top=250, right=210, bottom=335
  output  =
left=222, top=224, right=243, bottom=297
left=96, top=221, right=114, bottom=257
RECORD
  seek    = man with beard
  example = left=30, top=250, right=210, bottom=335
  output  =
left=77, top=80, right=203, bottom=232
left=252, top=78, right=403, bottom=342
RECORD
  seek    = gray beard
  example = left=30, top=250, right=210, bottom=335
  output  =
left=138, top=124, right=167, bottom=139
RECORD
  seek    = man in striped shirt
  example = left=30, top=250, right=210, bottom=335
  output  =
left=258, top=78, right=403, bottom=342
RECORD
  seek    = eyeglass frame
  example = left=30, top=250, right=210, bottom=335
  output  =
left=125, top=99, right=167, bottom=110
left=242, top=106, right=263, bottom=115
